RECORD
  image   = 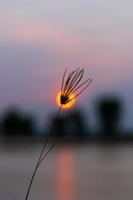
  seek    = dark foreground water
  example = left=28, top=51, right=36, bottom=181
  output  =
left=0, top=143, right=133, bottom=200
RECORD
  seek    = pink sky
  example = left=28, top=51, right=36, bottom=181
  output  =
left=0, top=0, right=133, bottom=129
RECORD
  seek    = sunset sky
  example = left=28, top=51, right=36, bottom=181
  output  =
left=0, top=0, right=133, bottom=129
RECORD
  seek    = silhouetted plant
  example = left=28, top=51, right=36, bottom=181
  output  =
left=60, top=68, right=92, bottom=105
left=24, top=68, right=92, bottom=200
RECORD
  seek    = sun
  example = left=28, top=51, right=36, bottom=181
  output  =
left=56, top=92, right=75, bottom=109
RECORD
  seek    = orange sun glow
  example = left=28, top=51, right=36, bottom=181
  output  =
left=56, top=92, right=75, bottom=109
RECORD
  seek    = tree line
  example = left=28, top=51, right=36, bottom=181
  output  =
left=0, top=95, right=132, bottom=142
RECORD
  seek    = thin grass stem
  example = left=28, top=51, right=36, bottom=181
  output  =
left=24, top=106, right=62, bottom=200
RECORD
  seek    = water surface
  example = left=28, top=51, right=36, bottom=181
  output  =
left=0, top=143, right=133, bottom=200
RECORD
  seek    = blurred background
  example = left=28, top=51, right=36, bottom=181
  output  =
left=0, top=0, right=133, bottom=200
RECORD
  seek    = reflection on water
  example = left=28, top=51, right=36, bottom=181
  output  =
left=0, top=144, right=133, bottom=200
left=57, top=147, right=74, bottom=200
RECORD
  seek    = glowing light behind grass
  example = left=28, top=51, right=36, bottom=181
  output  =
left=56, top=92, right=75, bottom=109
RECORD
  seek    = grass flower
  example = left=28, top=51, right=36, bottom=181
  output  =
left=60, top=68, right=92, bottom=106
left=24, top=68, right=92, bottom=200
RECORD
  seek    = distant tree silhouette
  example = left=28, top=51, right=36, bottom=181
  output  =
left=66, top=109, right=88, bottom=141
left=49, top=116, right=66, bottom=139
left=48, top=109, right=88, bottom=142
left=97, top=96, right=122, bottom=139
left=2, top=109, right=34, bottom=137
